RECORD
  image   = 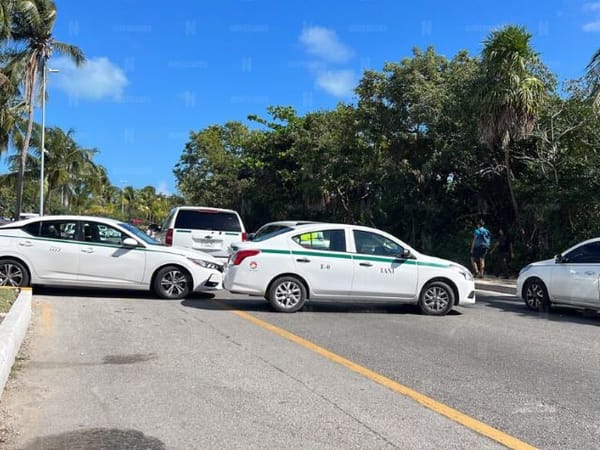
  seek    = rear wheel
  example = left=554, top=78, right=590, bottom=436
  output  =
left=418, top=281, right=455, bottom=316
left=268, top=276, right=307, bottom=313
left=0, top=259, right=30, bottom=287
left=153, top=265, right=191, bottom=299
left=523, top=278, right=549, bottom=312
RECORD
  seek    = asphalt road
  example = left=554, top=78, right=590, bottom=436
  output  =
left=1, top=286, right=599, bottom=449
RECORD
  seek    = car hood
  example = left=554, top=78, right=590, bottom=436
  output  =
left=417, top=254, right=456, bottom=269
left=528, top=258, right=555, bottom=267
left=152, top=245, right=222, bottom=264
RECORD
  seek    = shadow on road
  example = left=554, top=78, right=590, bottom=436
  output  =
left=32, top=285, right=215, bottom=301
left=182, top=296, right=463, bottom=316
left=476, top=292, right=600, bottom=326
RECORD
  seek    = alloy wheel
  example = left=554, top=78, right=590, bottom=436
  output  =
left=274, top=281, right=302, bottom=308
left=0, top=262, right=25, bottom=287
left=422, top=286, right=451, bottom=313
left=160, top=269, right=188, bottom=297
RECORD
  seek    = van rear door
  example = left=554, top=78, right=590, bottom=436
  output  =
left=173, top=209, right=245, bottom=258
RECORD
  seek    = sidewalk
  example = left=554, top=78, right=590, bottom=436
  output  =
left=475, top=275, right=517, bottom=296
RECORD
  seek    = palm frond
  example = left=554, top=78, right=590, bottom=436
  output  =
left=52, top=41, right=85, bottom=66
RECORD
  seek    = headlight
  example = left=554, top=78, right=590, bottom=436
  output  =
left=187, top=257, right=222, bottom=271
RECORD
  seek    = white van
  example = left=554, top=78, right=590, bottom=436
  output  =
left=156, top=206, right=247, bottom=260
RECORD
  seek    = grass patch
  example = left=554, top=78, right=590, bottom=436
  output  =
left=0, top=287, right=19, bottom=315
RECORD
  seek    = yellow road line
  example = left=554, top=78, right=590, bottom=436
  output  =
left=40, top=301, right=53, bottom=335
left=228, top=307, right=536, bottom=450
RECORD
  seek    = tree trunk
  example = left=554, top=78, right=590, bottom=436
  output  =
left=502, top=137, right=523, bottom=236
left=14, top=70, right=38, bottom=220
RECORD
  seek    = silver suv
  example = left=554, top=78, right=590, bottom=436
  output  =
left=156, top=207, right=247, bottom=260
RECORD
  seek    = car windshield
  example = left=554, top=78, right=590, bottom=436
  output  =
left=120, top=222, right=161, bottom=245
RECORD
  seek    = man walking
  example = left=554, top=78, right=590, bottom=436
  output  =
left=471, top=219, right=491, bottom=278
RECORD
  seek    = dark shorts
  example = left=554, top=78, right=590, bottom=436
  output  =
left=471, top=246, right=487, bottom=259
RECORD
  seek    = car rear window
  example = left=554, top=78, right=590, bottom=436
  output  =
left=253, top=227, right=292, bottom=242
left=174, top=210, right=242, bottom=232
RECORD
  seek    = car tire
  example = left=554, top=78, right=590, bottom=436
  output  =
left=0, top=259, right=30, bottom=287
left=523, top=278, right=550, bottom=312
left=268, top=276, right=307, bottom=313
left=418, top=281, right=455, bottom=316
left=153, top=265, right=191, bottom=299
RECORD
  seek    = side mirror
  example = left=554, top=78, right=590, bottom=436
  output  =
left=122, top=237, right=139, bottom=247
left=554, top=254, right=564, bottom=263
left=401, top=248, right=415, bottom=259
left=247, top=233, right=255, bottom=241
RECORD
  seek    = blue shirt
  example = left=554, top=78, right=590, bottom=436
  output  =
left=474, top=226, right=490, bottom=248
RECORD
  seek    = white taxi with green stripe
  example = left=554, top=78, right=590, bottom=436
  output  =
left=224, top=223, right=475, bottom=315
left=0, top=215, right=223, bottom=299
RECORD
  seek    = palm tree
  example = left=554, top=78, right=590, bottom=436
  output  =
left=478, top=25, right=546, bottom=230
left=586, top=48, right=600, bottom=108
left=6, top=0, right=84, bottom=219
left=40, top=127, right=99, bottom=213
left=123, top=186, right=137, bottom=221
left=0, top=0, right=14, bottom=40
left=0, top=65, right=25, bottom=156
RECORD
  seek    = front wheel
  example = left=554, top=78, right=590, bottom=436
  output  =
left=0, top=259, right=30, bottom=287
left=267, top=276, right=307, bottom=313
left=153, top=265, right=191, bottom=299
left=523, top=278, right=549, bottom=312
left=418, top=281, right=455, bottom=316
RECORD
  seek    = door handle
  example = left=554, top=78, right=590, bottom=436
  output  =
left=18, top=241, right=33, bottom=247
left=359, top=262, right=373, bottom=267
left=296, top=258, right=310, bottom=263
left=81, top=247, right=95, bottom=254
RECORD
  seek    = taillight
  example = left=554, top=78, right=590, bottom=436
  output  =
left=165, top=228, right=173, bottom=246
left=242, top=232, right=248, bottom=241
left=232, top=249, right=260, bottom=265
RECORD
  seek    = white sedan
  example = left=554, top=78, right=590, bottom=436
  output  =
left=0, top=215, right=223, bottom=299
left=224, top=223, right=475, bottom=315
left=517, top=238, right=600, bottom=311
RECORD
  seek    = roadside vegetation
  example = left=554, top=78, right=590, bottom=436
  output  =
left=174, top=28, right=600, bottom=271
left=0, top=287, right=18, bottom=317
left=0, top=1, right=598, bottom=272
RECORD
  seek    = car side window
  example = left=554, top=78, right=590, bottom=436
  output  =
left=24, top=220, right=79, bottom=240
left=292, top=229, right=346, bottom=252
left=353, top=230, right=403, bottom=257
left=80, top=221, right=126, bottom=245
left=564, top=242, right=600, bottom=264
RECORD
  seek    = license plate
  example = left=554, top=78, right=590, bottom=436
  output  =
left=200, top=240, right=219, bottom=249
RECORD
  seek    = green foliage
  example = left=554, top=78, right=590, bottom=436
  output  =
left=175, top=34, right=600, bottom=274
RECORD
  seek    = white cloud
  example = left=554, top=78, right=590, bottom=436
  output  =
left=51, top=56, right=129, bottom=101
left=583, top=2, right=600, bottom=31
left=583, top=20, right=600, bottom=31
left=156, top=181, right=171, bottom=196
left=299, top=26, right=353, bottom=63
left=315, top=70, right=356, bottom=98
left=584, top=2, right=600, bottom=12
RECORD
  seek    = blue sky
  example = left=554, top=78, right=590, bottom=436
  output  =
left=3, top=0, right=599, bottom=195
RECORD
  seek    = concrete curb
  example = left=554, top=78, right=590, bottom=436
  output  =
left=0, top=287, right=32, bottom=400
left=475, top=278, right=517, bottom=296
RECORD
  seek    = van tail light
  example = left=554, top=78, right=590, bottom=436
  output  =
left=242, top=232, right=248, bottom=241
left=233, top=249, right=260, bottom=266
left=165, top=228, right=173, bottom=246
